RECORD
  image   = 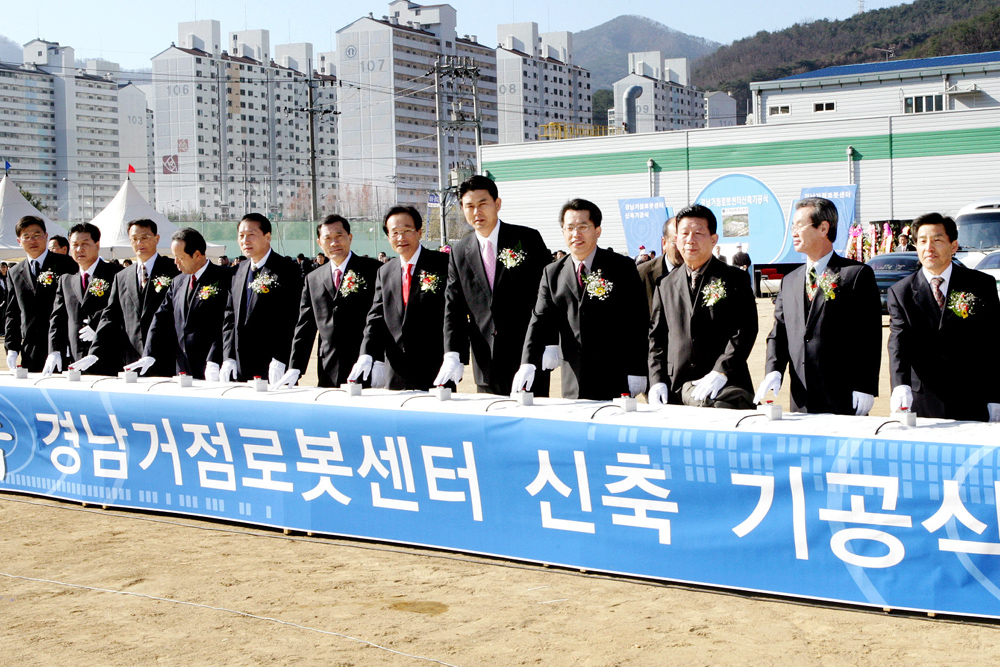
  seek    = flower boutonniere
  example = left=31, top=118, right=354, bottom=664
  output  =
left=87, top=277, right=110, bottom=298
left=498, top=245, right=526, bottom=269
left=249, top=272, right=279, bottom=294
left=418, top=271, right=441, bottom=294
left=814, top=270, right=840, bottom=301
left=37, top=269, right=57, bottom=287
left=339, top=270, right=366, bottom=297
left=152, top=276, right=173, bottom=293
left=947, top=291, right=977, bottom=319
left=583, top=269, right=613, bottom=300
left=198, top=283, right=220, bottom=301
left=701, top=278, right=727, bottom=307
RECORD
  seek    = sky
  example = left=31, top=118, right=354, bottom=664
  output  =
left=4, top=0, right=912, bottom=70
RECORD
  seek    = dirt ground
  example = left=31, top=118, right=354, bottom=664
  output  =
left=2, top=298, right=997, bottom=666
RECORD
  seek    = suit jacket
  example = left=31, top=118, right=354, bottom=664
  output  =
left=444, top=222, right=550, bottom=395
left=360, top=247, right=450, bottom=391
left=649, top=256, right=757, bottom=403
left=637, top=255, right=676, bottom=312
left=145, top=262, right=230, bottom=379
left=91, top=255, right=180, bottom=377
left=888, top=264, right=1000, bottom=421
left=48, top=260, right=124, bottom=372
left=4, top=252, right=78, bottom=371
left=522, top=248, right=648, bottom=400
left=289, top=253, right=382, bottom=387
left=222, top=251, right=303, bottom=381
left=765, top=253, right=882, bottom=415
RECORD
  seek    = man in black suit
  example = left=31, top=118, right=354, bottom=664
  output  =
left=434, top=175, right=550, bottom=395
left=350, top=206, right=450, bottom=391
left=637, top=215, right=682, bottom=311
left=4, top=216, right=78, bottom=372
left=755, top=197, right=881, bottom=415
left=126, top=228, right=230, bottom=380
left=731, top=244, right=752, bottom=273
left=274, top=215, right=381, bottom=388
left=44, top=223, right=123, bottom=375
left=888, top=212, right=1000, bottom=422
left=74, top=219, right=180, bottom=377
left=221, top=213, right=303, bottom=383
left=514, top=199, right=648, bottom=400
left=648, top=204, right=758, bottom=407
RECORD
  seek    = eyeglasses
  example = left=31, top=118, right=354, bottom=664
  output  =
left=563, top=224, right=594, bottom=235
left=791, top=222, right=818, bottom=233
left=130, top=235, right=155, bottom=243
left=19, top=233, right=45, bottom=242
left=388, top=228, right=418, bottom=239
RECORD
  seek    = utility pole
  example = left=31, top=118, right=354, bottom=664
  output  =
left=283, top=73, right=338, bottom=222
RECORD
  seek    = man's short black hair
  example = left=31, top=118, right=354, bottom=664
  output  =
left=912, top=212, right=958, bottom=243
left=382, top=205, right=422, bottom=235
left=318, top=214, right=351, bottom=236
left=49, top=235, right=68, bottom=249
left=15, top=215, right=46, bottom=237
left=559, top=198, right=603, bottom=228
left=127, top=218, right=158, bottom=235
left=171, top=227, right=207, bottom=256
left=241, top=212, right=272, bottom=235
left=676, top=204, right=718, bottom=236
left=795, top=197, right=838, bottom=242
left=69, top=222, right=101, bottom=243
left=458, top=175, right=498, bottom=201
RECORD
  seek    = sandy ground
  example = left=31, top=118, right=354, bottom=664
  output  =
left=1, top=298, right=996, bottom=665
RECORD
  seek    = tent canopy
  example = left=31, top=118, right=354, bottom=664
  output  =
left=0, top=175, right=69, bottom=260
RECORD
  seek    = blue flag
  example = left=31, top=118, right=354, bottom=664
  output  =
left=3, top=161, right=9, bottom=173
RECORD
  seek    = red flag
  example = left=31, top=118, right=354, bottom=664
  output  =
left=127, top=164, right=136, bottom=174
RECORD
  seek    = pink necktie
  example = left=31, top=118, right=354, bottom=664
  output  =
left=402, top=264, right=411, bottom=308
left=482, top=240, right=496, bottom=290
left=334, top=268, right=343, bottom=291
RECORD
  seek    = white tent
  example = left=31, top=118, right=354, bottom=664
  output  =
left=0, top=175, right=69, bottom=260
left=89, top=178, right=224, bottom=258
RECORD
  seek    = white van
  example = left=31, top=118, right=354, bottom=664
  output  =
left=954, top=198, right=1000, bottom=268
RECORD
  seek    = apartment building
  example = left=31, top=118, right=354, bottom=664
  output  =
left=609, top=52, right=705, bottom=133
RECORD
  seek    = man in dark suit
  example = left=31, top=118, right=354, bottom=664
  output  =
left=274, top=215, right=381, bottom=388
left=221, top=213, right=303, bottom=383
left=755, top=198, right=881, bottom=415
left=4, top=216, right=78, bottom=372
left=44, top=223, right=123, bottom=375
left=888, top=212, right=1000, bottom=422
left=74, top=219, right=180, bottom=377
left=434, top=175, right=550, bottom=395
left=514, top=199, right=648, bottom=400
left=350, top=206, right=450, bottom=391
left=637, top=215, right=682, bottom=311
left=125, top=228, right=230, bottom=380
left=648, top=204, right=758, bottom=407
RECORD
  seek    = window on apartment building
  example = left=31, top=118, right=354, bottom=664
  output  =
left=768, top=105, right=790, bottom=116
left=813, top=101, right=835, bottom=112
left=904, top=95, right=944, bottom=114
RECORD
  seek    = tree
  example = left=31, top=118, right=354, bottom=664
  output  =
left=592, top=89, right=614, bottom=128
left=18, top=187, right=48, bottom=214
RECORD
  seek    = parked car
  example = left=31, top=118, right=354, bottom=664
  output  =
left=974, top=251, right=1000, bottom=298
left=865, top=252, right=965, bottom=314
left=954, top=198, right=1000, bottom=268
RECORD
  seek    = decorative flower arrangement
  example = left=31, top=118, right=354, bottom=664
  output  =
left=701, top=277, right=726, bottom=307
left=948, top=291, right=977, bottom=319
left=37, top=270, right=56, bottom=286
left=419, top=271, right=441, bottom=293
left=249, top=272, right=279, bottom=294
left=198, top=283, right=219, bottom=301
left=498, top=246, right=526, bottom=269
left=87, top=277, right=110, bottom=298
left=810, top=270, right=840, bottom=301
left=440, top=244, right=452, bottom=254
left=152, top=276, right=173, bottom=293
left=339, top=270, right=365, bottom=297
left=583, top=269, right=613, bottom=300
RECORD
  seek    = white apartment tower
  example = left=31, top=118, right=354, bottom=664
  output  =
left=336, top=1, right=497, bottom=219
left=610, top=53, right=705, bottom=133
left=151, top=20, right=338, bottom=221
left=495, top=23, right=592, bottom=143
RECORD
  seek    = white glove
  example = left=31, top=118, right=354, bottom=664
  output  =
left=627, top=375, right=647, bottom=397
left=42, top=351, right=62, bottom=376
left=541, top=345, right=560, bottom=371
left=348, top=354, right=374, bottom=383
left=988, top=403, right=1000, bottom=423
left=69, top=354, right=99, bottom=372
left=268, top=359, right=286, bottom=386
left=433, top=351, right=464, bottom=386
left=6, top=351, right=18, bottom=370
left=271, top=368, right=300, bottom=390
left=220, top=358, right=238, bottom=383
left=890, top=385, right=913, bottom=413
left=78, top=325, right=97, bottom=342
left=648, top=382, right=669, bottom=405
left=512, top=363, right=536, bottom=393
left=204, top=361, right=221, bottom=382
left=691, top=370, right=727, bottom=402
left=754, top=370, right=783, bottom=404
left=124, top=356, right=156, bottom=375
left=852, top=391, right=875, bottom=416
left=371, top=361, right=387, bottom=389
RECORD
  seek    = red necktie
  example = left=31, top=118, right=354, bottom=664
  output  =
left=82, top=272, right=89, bottom=292
left=334, top=268, right=343, bottom=292
left=402, top=264, right=411, bottom=308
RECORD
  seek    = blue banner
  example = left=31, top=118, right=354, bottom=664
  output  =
left=617, top=198, right=670, bottom=257
left=3, top=384, right=1000, bottom=618
left=771, top=185, right=859, bottom=263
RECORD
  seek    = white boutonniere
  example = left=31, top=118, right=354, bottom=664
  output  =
left=583, top=269, right=613, bottom=300
left=701, top=278, right=727, bottom=307
left=87, top=277, right=110, bottom=298
left=37, top=270, right=57, bottom=287
left=339, top=270, right=366, bottom=297
left=948, top=291, right=977, bottom=319
left=418, top=271, right=441, bottom=293
left=498, top=246, right=526, bottom=269
left=249, top=272, right=278, bottom=294
left=152, top=276, right=173, bottom=293
left=198, top=283, right=220, bottom=301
